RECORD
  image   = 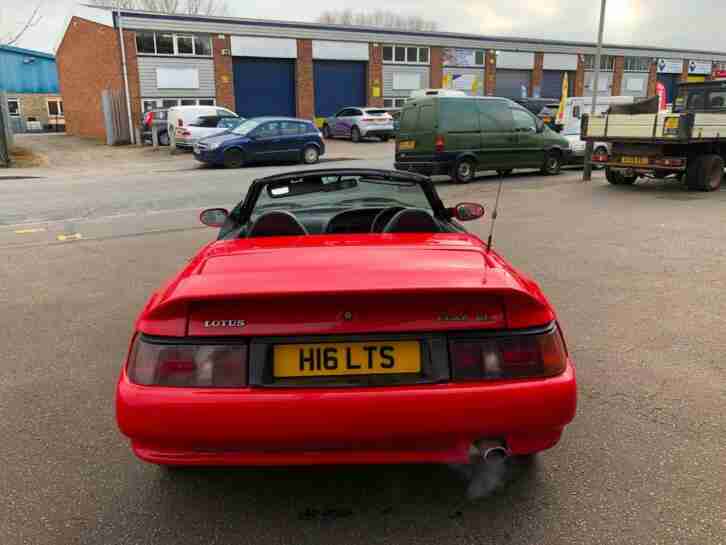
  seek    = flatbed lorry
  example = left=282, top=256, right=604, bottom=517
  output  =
left=581, top=80, right=726, bottom=191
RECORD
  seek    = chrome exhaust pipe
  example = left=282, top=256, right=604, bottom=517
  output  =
left=469, top=440, right=510, bottom=463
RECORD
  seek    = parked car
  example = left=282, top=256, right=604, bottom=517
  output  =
left=394, top=96, right=572, bottom=183
left=167, top=105, right=237, bottom=150
left=175, top=114, right=243, bottom=150
left=141, top=109, right=170, bottom=146
left=193, top=117, right=325, bottom=168
left=410, top=88, right=467, bottom=98
left=322, top=107, right=395, bottom=142
left=514, top=98, right=561, bottom=129
left=115, top=167, right=577, bottom=472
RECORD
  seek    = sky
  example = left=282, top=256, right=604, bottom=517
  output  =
left=0, top=0, right=724, bottom=55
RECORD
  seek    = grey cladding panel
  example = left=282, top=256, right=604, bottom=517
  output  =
left=383, top=65, right=430, bottom=97
left=137, top=56, right=216, bottom=97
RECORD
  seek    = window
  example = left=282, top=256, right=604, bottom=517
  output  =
left=176, top=35, right=194, bottom=55
left=478, top=100, right=512, bottom=130
left=193, top=116, right=221, bottom=128
left=142, top=100, right=158, bottom=112
left=198, top=99, right=215, bottom=106
left=624, top=56, right=651, bottom=72
left=384, top=45, right=430, bottom=65
left=707, top=90, right=726, bottom=109
left=687, top=91, right=704, bottom=110
left=7, top=98, right=20, bottom=117
left=136, top=32, right=156, bottom=54
left=440, top=99, right=479, bottom=132
left=418, top=104, right=434, bottom=128
left=584, top=54, right=615, bottom=71
left=399, top=107, right=419, bottom=131
left=511, top=108, right=537, bottom=132
left=135, top=31, right=212, bottom=56
left=216, top=108, right=235, bottom=118
left=162, top=99, right=180, bottom=108
left=280, top=121, right=304, bottom=135
left=156, top=33, right=174, bottom=55
left=254, top=122, right=281, bottom=138
left=383, top=98, right=408, bottom=108
left=181, top=99, right=197, bottom=106
left=47, top=98, right=64, bottom=117
left=475, top=50, right=486, bottom=66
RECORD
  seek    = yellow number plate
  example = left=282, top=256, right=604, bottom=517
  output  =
left=399, top=140, right=416, bottom=150
left=664, top=117, right=679, bottom=130
left=273, top=341, right=421, bottom=378
left=621, top=156, right=650, bottom=166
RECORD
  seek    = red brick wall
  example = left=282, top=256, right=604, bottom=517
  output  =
left=296, top=39, right=314, bottom=119
left=57, top=17, right=141, bottom=141
left=574, top=54, right=585, bottom=96
left=647, top=60, right=657, bottom=97
left=611, top=56, right=624, bottom=96
left=430, top=47, right=443, bottom=88
left=681, top=60, right=689, bottom=82
left=213, top=35, right=235, bottom=111
left=532, top=52, right=544, bottom=96
left=485, top=50, right=497, bottom=96
left=367, top=43, right=383, bottom=107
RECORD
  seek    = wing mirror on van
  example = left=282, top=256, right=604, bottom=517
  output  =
left=448, top=202, right=486, bottom=222
left=199, top=208, right=229, bottom=227
left=536, top=118, right=545, bottom=133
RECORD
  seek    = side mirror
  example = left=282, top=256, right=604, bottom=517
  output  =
left=199, top=208, right=229, bottom=228
left=449, top=202, right=485, bottom=222
left=536, top=118, right=545, bottom=133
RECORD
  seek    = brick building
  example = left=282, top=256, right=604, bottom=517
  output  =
left=56, top=5, right=726, bottom=141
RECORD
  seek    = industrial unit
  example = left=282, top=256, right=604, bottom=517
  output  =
left=56, top=5, right=726, bottom=141
left=0, top=45, right=64, bottom=133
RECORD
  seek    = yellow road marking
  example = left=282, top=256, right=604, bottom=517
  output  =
left=57, top=233, right=83, bottom=242
left=15, top=228, right=46, bottom=234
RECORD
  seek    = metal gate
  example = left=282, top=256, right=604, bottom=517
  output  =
left=496, top=69, right=531, bottom=99
left=314, top=61, right=366, bottom=118
left=101, top=89, right=131, bottom=145
left=233, top=58, right=296, bottom=118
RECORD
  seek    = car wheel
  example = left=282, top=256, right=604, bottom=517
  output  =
left=223, top=148, right=244, bottom=169
left=541, top=151, right=562, bottom=175
left=497, top=169, right=514, bottom=177
left=158, top=131, right=170, bottom=146
left=687, top=154, right=723, bottom=191
left=322, top=124, right=332, bottom=139
left=453, top=158, right=476, bottom=184
left=302, top=145, right=319, bottom=165
left=351, top=126, right=361, bottom=143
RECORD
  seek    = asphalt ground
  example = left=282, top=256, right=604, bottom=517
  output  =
left=1, top=163, right=724, bottom=545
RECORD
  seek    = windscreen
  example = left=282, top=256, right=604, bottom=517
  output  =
left=253, top=175, right=433, bottom=213
left=364, top=109, right=389, bottom=116
left=232, top=119, right=263, bottom=135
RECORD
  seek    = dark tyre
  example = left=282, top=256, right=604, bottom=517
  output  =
left=351, top=126, right=361, bottom=143
left=301, top=145, right=319, bottom=165
left=687, top=154, right=722, bottom=191
left=453, top=158, right=476, bottom=184
left=158, top=131, right=170, bottom=146
left=606, top=167, right=637, bottom=185
left=380, top=136, right=390, bottom=142
left=541, top=151, right=562, bottom=175
left=322, top=124, right=332, bottom=139
left=223, top=148, right=244, bottom=169
left=497, top=169, right=514, bottom=176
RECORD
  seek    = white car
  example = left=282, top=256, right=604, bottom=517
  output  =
left=322, top=107, right=395, bottom=142
left=564, top=131, right=610, bottom=166
left=167, top=105, right=238, bottom=150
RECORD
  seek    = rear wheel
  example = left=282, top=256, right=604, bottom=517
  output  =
left=322, top=124, right=332, bottom=139
left=541, top=151, right=562, bottom=175
left=223, top=148, right=244, bottom=169
left=158, top=131, right=170, bottom=146
left=606, top=167, right=637, bottom=185
left=453, top=158, right=476, bottom=184
left=351, top=126, right=361, bottom=143
left=302, top=145, right=319, bottom=165
left=686, top=154, right=723, bottom=191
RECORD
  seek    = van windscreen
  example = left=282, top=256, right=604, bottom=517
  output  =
left=439, top=99, right=479, bottom=132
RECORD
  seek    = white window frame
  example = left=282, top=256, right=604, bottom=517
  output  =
left=141, top=98, right=216, bottom=110
left=624, top=56, right=651, bottom=73
left=383, top=97, right=408, bottom=108
left=135, top=31, right=212, bottom=58
left=46, top=98, right=64, bottom=118
left=7, top=98, right=21, bottom=117
left=383, top=45, right=430, bottom=65
left=584, top=54, right=615, bottom=71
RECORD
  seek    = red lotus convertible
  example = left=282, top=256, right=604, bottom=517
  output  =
left=116, top=168, right=576, bottom=468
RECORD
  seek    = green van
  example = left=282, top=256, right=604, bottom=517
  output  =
left=394, top=96, right=572, bottom=183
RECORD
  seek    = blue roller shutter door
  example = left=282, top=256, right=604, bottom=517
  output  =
left=657, top=74, right=679, bottom=104
left=496, top=69, right=531, bottom=99
left=314, top=61, right=367, bottom=118
left=233, top=58, right=296, bottom=118
left=542, top=71, right=566, bottom=100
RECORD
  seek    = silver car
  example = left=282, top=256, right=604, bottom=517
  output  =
left=322, top=107, right=395, bottom=143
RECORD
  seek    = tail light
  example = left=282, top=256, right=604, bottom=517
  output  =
left=654, top=157, right=685, bottom=167
left=435, top=134, right=445, bottom=152
left=177, top=119, right=184, bottom=127
left=361, top=117, right=375, bottom=122
left=176, top=128, right=191, bottom=137
left=450, top=326, right=567, bottom=381
left=127, top=337, right=247, bottom=387
left=591, top=152, right=609, bottom=163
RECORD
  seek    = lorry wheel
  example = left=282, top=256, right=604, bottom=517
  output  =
left=541, top=151, right=562, bottom=175
left=453, top=159, right=476, bottom=184
left=606, top=167, right=637, bottom=185
left=688, top=154, right=723, bottom=191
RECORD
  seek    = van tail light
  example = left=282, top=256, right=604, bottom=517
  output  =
left=449, top=326, right=567, bottom=381
left=435, top=134, right=445, bottom=152
left=127, top=337, right=247, bottom=387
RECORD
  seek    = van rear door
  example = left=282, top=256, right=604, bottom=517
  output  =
left=476, top=99, right=518, bottom=169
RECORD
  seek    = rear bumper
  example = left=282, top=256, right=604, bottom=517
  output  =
left=117, top=362, right=577, bottom=466
left=395, top=160, right=453, bottom=176
left=360, top=127, right=395, bottom=138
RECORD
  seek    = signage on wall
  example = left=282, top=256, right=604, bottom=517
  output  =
left=657, top=58, right=683, bottom=74
left=714, top=70, right=726, bottom=79
left=442, top=48, right=482, bottom=67
left=688, top=60, right=712, bottom=75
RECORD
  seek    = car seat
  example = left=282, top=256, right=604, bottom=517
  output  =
left=383, top=208, right=441, bottom=233
left=247, top=210, right=308, bottom=237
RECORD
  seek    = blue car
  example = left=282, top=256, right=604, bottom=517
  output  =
left=193, top=117, right=325, bottom=168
